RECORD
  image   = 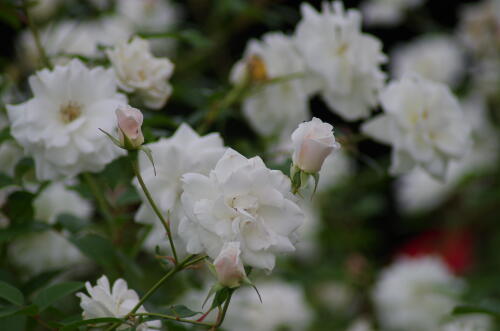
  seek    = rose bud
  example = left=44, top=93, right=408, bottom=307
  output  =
left=291, top=117, right=340, bottom=173
left=116, top=105, right=144, bottom=149
left=214, top=242, right=247, bottom=288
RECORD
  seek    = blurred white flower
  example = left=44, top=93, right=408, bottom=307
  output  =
left=214, top=241, right=247, bottom=288
left=292, top=117, right=340, bottom=173
left=347, top=317, right=374, bottom=331
left=115, top=105, right=144, bottom=147
left=133, top=123, right=225, bottom=254
left=7, top=59, right=127, bottom=180
left=391, top=36, right=464, bottom=87
left=8, top=182, right=91, bottom=275
left=396, top=94, right=499, bottom=213
left=372, top=256, right=464, bottom=331
left=458, top=0, right=500, bottom=59
left=179, top=148, right=304, bottom=271
left=230, top=32, right=312, bottom=137
left=116, top=0, right=179, bottom=34
left=315, top=281, right=356, bottom=313
left=361, top=0, right=424, bottom=26
left=77, top=275, right=161, bottom=331
left=294, top=1, right=386, bottom=121
left=441, top=315, right=492, bottom=331
left=223, top=280, right=313, bottom=331
left=17, top=18, right=132, bottom=70
left=108, top=37, right=174, bottom=109
left=294, top=200, right=321, bottom=261
left=362, top=75, right=470, bottom=180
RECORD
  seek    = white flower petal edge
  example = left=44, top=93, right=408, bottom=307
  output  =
left=7, top=59, right=127, bottom=180
left=294, top=1, right=386, bottom=121
left=362, top=74, right=471, bottom=180
left=76, top=275, right=160, bottom=331
left=179, top=148, right=304, bottom=272
left=133, top=123, right=226, bottom=254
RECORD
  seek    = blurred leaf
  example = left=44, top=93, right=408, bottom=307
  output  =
left=115, top=188, right=140, bottom=206
left=452, top=305, right=500, bottom=318
left=0, top=127, right=11, bottom=144
left=0, top=173, right=14, bottom=189
left=22, top=270, right=63, bottom=296
left=56, top=213, right=87, bottom=234
left=0, top=305, right=37, bottom=319
left=2, top=191, right=34, bottom=224
left=33, top=281, right=83, bottom=312
left=0, top=315, right=26, bottom=330
left=165, top=305, right=200, bottom=318
left=60, top=317, right=123, bottom=330
left=0, top=221, right=51, bottom=244
left=0, top=3, right=21, bottom=29
left=70, top=233, right=119, bottom=269
left=0, top=281, right=23, bottom=306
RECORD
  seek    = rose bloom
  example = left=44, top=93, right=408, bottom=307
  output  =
left=294, top=1, right=386, bottom=121
left=291, top=117, right=340, bottom=173
left=179, top=148, right=304, bottom=271
left=362, top=74, right=470, bottom=180
left=107, top=37, right=174, bottom=109
left=77, top=275, right=160, bottom=331
left=7, top=59, right=127, bottom=180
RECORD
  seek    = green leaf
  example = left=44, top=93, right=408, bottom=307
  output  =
left=0, top=173, right=14, bottom=189
left=140, top=146, right=156, bottom=176
left=2, top=191, right=35, bottom=224
left=452, top=305, right=500, bottom=318
left=33, top=281, right=84, bottom=312
left=165, top=305, right=200, bottom=318
left=0, top=305, right=37, bottom=319
left=56, top=213, right=88, bottom=234
left=70, top=234, right=119, bottom=269
left=60, top=317, right=123, bottom=330
left=210, top=287, right=231, bottom=310
left=0, top=281, right=24, bottom=306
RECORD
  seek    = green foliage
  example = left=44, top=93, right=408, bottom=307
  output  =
left=33, top=281, right=84, bottom=312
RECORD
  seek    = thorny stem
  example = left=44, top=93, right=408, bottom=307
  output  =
left=129, top=152, right=179, bottom=263
left=22, top=0, right=52, bottom=69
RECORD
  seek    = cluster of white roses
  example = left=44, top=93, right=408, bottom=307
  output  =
left=2, top=0, right=496, bottom=330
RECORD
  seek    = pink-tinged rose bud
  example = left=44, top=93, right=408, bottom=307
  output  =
left=214, top=242, right=247, bottom=288
left=116, top=105, right=144, bottom=148
left=291, top=117, right=340, bottom=173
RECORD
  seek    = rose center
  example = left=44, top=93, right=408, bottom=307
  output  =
left=60, top=101, right=82, bottom=124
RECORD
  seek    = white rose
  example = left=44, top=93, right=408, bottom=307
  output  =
left=362, top=74, right=471, bottom=180
left=230, top=32, right=314, bottom=137
left=179, top=148, right=304, bottom=272
left=214, top=241, right=247, bottom=288
left=133, top=123, right=226, bottom=255
left=107, top=37, right=174, bottom=110
left=372, top=256, right=463, bottom=331
left=6, top=59, right=127, bottom=180
left=294, top=1, right=386, bottom=121
left=292, top=117, right=340, bottom=173
left=76, top=275, right=161, bottom=331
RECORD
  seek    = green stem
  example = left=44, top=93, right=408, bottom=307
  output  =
left=23, top=0, right=52, bottom=69
left=213, top=290, right=233, bottom=330
left=197, top=83, right=247, bottom=135
left=129, top=153, right=179, bottom=263
left=133, top=313, right=213, bottom=327
left=82, top=172, right=115, bottom=233
left=104, top=254, right=204, bottom=331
